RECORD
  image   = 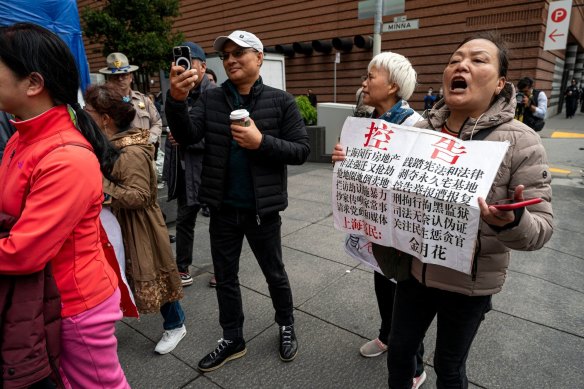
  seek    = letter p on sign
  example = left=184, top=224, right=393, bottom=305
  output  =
left=551, top=8, right=567, bottom=23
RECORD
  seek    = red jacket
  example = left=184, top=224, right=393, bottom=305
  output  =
left=0, top=106, right=118, bottom=317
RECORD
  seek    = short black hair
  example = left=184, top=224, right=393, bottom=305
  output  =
left=205, top=68, right=217, bottom=83
left=517, top=77, right=533, bottom=90
left=0, top=22, right=119, bottom=180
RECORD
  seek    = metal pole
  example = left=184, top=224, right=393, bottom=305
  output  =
left=333, top=60, right=337, bottom=103
left=373, top=0, right=382, bottom=56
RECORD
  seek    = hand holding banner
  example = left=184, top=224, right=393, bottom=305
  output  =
left=334, top=117, right=509, bottom=274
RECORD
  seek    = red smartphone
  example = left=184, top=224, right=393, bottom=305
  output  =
left=489, top=198, right=542, bottom=211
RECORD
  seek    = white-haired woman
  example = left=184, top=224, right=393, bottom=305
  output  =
left=335, top=51, right=427, bottom=389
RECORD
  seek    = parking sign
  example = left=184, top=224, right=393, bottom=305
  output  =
left=544, top=0, right=572, bottom=51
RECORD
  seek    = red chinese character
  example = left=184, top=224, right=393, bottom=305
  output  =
left=364, top=121, right=394, bottom=150
left=430, top=137, right=466, bottom=165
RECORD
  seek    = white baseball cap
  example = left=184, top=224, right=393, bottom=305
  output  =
left=213, top=30, right=263, bottom=53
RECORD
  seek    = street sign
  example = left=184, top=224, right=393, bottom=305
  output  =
left=544, top=0, right=572, bottom=51
left=382, top=19, right=419, bottom=33
left=358, top=0, right=405, bottom=19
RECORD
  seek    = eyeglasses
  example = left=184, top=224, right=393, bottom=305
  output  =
left=361, top=74, right=373, bottom=82
left=218, top=48, right=257, bottom=61
left=110, top=73, right=132, bottom=80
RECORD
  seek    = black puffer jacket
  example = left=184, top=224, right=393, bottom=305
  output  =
left=165, top=78, right=310, bottom=217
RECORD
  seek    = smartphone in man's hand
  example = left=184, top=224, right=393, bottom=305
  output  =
left=173, top=46, right=192, bottom=71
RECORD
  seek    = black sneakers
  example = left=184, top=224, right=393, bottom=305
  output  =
left=279, top=325, right=298, bottom=362
left=198, top=338, right=247, bottom=372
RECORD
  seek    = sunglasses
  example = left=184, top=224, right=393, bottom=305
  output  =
left=110, top=73, right=132, bottom=80
left=218, top=48, right=257, bottom=61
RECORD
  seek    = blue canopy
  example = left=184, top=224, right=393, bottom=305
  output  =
left=0, top=0, right=91, bottom=92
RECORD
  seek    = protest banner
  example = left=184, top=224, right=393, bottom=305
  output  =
left=334, top=117, right=509, bottom=274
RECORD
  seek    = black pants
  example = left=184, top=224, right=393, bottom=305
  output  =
left=566, top=98, right=578, bottom=117
left=374, top=271, right=424, bottom=377
left=209, top=206, right=294, bottom=340
left=175, top=192, right=200, bottom=273
left=387, top=278, right=491, bottom=389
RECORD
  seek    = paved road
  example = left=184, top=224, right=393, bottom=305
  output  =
left=122, top=112, right=584, bottom=388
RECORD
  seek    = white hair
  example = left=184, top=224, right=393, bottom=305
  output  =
left=368, top=51, right=417, bottom=100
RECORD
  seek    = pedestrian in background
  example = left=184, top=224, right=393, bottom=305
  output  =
left=166, top=30, right=309, bottom=372
left=162, top=42, right=215, bottom=287
left=564, top=78, right=579, bottom=118
left=433, top=87, right=444, bottom=107
left=423, top=86, right=435, bottom=111
left=0, top=22, right=129, bottom=388
left=580, top=82, right=584, bottom=113
left=206, top=67, right=217, bottom=85
left=307, top=88, right=318, bottom=107
left=516, top=76, right=547, bottom=131
left=100, top=52, right=162, bottom=150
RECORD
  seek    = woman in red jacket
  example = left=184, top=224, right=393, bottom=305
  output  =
left=0, top=23, right=129, bottom=388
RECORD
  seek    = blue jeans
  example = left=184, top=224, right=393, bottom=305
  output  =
left=160, top=301, right=185, bottom=330
left=209, top=206, right=294, bottom=340
left=387, top=278, right=491, bottom=389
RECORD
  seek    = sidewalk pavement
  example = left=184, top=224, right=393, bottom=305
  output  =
left=539, top=110, right=584, bottom=181
left=119, top=113, right=584, bottom=388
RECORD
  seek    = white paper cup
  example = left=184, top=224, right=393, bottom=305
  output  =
left=230, top=109, right=250, bottom=127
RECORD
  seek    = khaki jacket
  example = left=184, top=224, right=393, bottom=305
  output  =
left=103, top=128, right=182, bottom=313
left=131, top=90, right=162, bottom=144
left=412, top=83, right=553, bottom=296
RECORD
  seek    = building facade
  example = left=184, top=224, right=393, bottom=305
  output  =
left=79, top=0, right=584, bottom=114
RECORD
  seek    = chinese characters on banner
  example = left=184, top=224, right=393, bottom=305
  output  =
left=334, top=117, right=509, bottom=274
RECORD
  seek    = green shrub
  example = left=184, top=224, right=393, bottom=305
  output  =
left=295, top=95, right=317, bottom=125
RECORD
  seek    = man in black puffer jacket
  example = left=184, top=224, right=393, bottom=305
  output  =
left=166, top=30, right=309, bottom=372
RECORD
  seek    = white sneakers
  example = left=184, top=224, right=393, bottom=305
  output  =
left=155, top=325, right=187, bottom=354
left=360, top=338, right=426, bottom=389
left=359, top=338, right=388, bottom=357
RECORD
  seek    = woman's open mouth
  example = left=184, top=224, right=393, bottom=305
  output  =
left=450, top=77, right=467, bottom=91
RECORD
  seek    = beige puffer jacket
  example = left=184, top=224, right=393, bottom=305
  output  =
left=411, top=83, right=553, bottom=296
